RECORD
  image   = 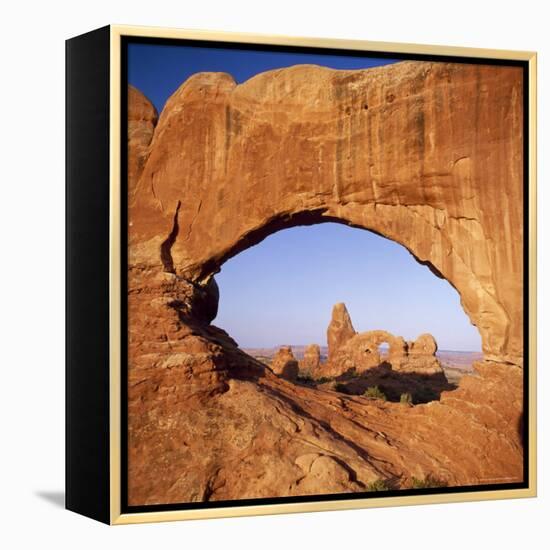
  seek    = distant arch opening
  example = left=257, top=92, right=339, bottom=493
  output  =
left=378, top=342, right=390, bottom=360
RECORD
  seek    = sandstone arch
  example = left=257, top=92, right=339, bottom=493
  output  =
left=129, top=61, right=523, bottom=367
left=322, top=303, right=443, bottom=377
left=351, top=330, right=405, bottom=358
left=126, top=61, right=524, bottom=505
left=330, top=329, right=402, bottom=375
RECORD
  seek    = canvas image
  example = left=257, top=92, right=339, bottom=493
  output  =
left=124, top=38, right=527, bottom=509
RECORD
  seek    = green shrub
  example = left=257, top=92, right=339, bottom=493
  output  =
left=366, top=479, right=390, bottom=492
left=316, top=377, right=332, bottom=384
left=410, top=475, right=447, bottom=489
left=335, top=382, right=349, bottom=394
left=400, top=392, right=413, bottom=405
left=364, top=386, right=387, bottom=401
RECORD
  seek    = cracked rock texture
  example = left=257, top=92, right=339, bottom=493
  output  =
left=126, top=61, right=524, bottom=505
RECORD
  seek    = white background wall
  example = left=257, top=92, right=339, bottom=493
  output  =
left=0, top=0, right=547, bottom=547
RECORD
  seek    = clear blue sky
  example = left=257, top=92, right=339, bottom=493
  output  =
left=215, top=224, right=481, bottom=351
left=128, top=42, right=399, bottom=113
left=127, top=42, right=481, bottom=352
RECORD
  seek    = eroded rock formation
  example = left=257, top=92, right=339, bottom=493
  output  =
left=270, top=346, right=299, bottom=381
left=299, top=344, right=322, bottom=376
left=402, top=333, right=442, bottom=375
left=327, top=303, right=356, bottom=362
left=127, top=61, right=524, bottom=505
left=322, top=304, right=443, bottom=377
left=128, top=85, right=158, bottom=190
left=129, top=61, right=524, bottom=366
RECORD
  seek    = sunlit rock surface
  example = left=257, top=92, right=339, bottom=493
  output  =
left=126, top=62, right=524, bottom=505
left=322, top=303, right=443, bottom=377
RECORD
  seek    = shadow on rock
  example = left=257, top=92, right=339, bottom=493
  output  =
left=323, top=362, right=456, bottom=404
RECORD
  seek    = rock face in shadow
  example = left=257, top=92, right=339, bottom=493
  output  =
left=126, top=61, right=524, bottom=506
left=329, top=363, right=455, bottom=405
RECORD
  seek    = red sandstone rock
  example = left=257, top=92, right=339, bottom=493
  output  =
left=126, top=62, right=524, bottom=505
left=270, top=346, right=299, bottom=380
left=299, top=344, right=321, bottom=376
left=327, top=303, right=356, bottom=361
left=410, top=333, right=438, bottom=355
left=129, top=61, right=524, bottom=366
left=127, top=85, right=158, bottom=195
left=324, top=307, right=443, bottom=377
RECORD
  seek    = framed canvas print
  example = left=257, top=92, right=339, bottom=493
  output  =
left=66, top=25, right=537, bottom=525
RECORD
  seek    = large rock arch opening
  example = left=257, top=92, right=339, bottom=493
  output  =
left=129, top=60, right=523, bottom=367
left=212, top=221, right=476, bottom=403
left=200, top=212, right=479, bottom=346
left=126, top=60, right=524, bottom=505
